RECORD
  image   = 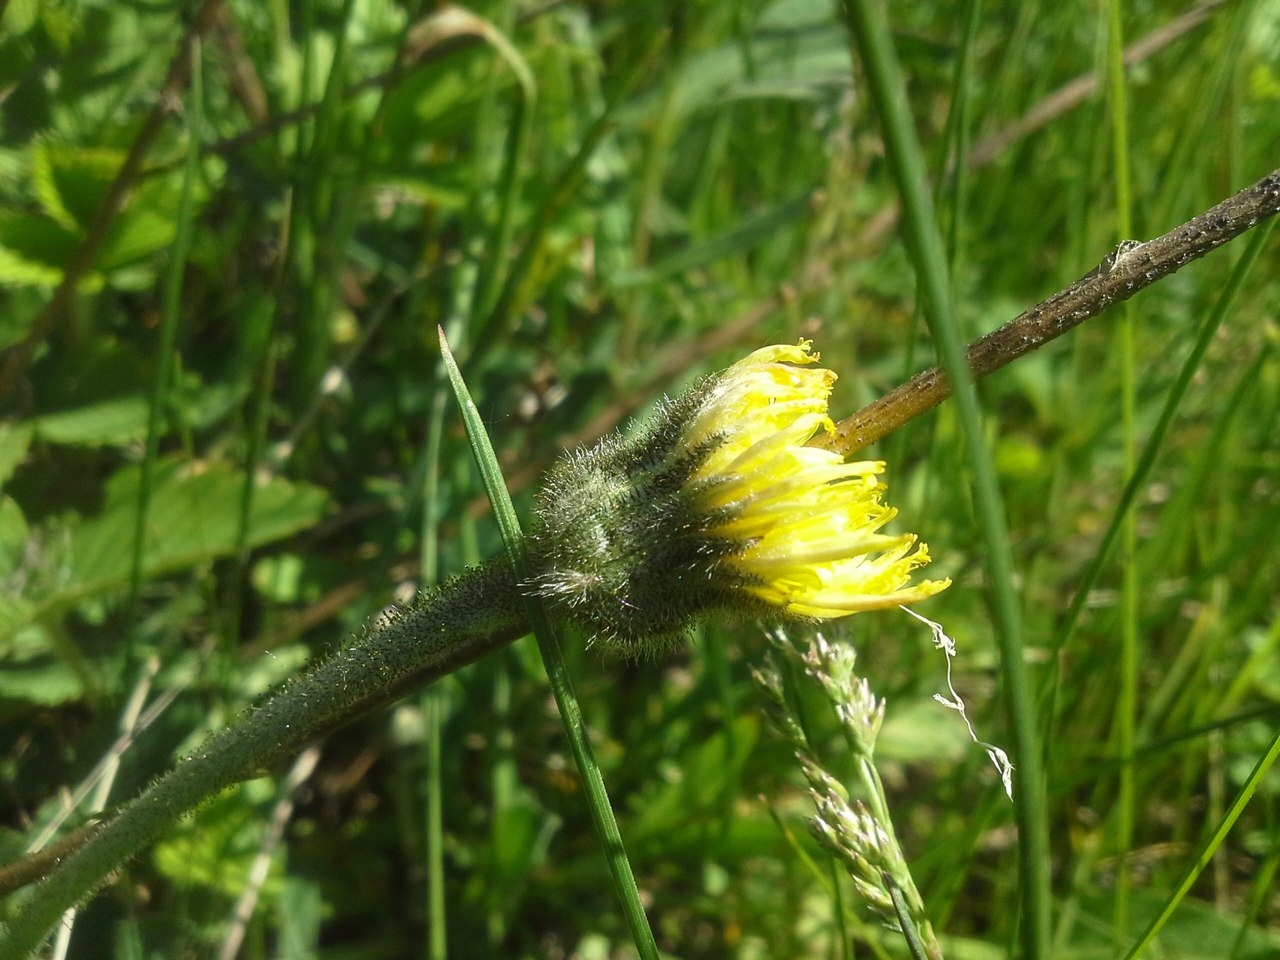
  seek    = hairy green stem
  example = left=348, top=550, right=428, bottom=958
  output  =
left=0, top=561, right=526, bottom=959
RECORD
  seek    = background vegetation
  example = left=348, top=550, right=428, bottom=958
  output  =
left=1, top=0, right=1278, bottom=957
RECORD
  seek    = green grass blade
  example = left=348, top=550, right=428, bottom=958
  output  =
left=1104, top=0, right=1139, bottom=945
left=838, top=3, right=1051, bottom=956
left=415, top=32, right=519, bottom=939
left=941, top=0, right=983, bottom=283
left=479, top=30, right=666, bottom=342
left=1121, top=725, right=1280, bottom=960
left=436, top=329, right=660, bottom=960
left=128, top=45, right=204, bottom=648
left=1049, top=217, right=1275, bottom=657
left=886, top=878, right=933, bottom=960
left=423, top=684, right=447, bottom=960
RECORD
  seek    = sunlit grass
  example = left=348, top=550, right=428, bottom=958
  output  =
left=0, top=1, right=1277, bottom=957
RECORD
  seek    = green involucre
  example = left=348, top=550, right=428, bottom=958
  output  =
left=526, top=377, right=764, bottom=654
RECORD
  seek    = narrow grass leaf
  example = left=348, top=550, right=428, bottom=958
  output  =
left=129, top=43, right=204, bottom=624
left=1122, top=726, right=1280, bottom=959
left=437, top=328, right=659, bottom=960
left=1048, top=218, right=1275, bottom=656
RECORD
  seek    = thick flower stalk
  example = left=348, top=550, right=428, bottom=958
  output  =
left=0, top=562, right=528, bottom=960
left=528, top=341, right=949, bottom=653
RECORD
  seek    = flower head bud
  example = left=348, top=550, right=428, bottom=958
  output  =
left=527, top=341, right=949, bottom=654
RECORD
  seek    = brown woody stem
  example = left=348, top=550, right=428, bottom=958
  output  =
left=825, top=167, right=1280, bottom=454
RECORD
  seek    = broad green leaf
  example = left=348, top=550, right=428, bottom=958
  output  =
left=0, top=646, right=84, bottom=705
left=31, top=396, right=150, bottom=447
left=0, top=496, right=27, bottom=573
left=0, top=147, right=27, bottom=195
left=879, top=695, right=972, bottom=764
left=608, top=193, right=811, bottom=289
left=0, top=210, right=87, bottom=290
left=30, top=142, right=124, bottom=232
left=238, top=643, right=311, bottom=700
left=96, top=155, right=218, bottom=274
left=153, top=780, right=283, bottom=899
left=251, top=553, right=308, bottom=604
left=276, top=878, right=324, bottom=959
left=487, top=788, right=556, bottom=883
left=0, top=423, right=32, bottom=487
left=5, top=143, right=218, bottom=290
left=0, top=618, right=91, bottom=707
left=628, top=714, right=760, bottom=844
left=29, top=377, right=245, bottom=450
left=620, top=0, right=852, bottom=124
left=64, top=457, right=330, bottom=600
left=0, top=595, right=37, bottom=644
left=1067, top=887, right=1280, bottom=958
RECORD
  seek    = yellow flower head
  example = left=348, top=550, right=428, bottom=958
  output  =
left=529, top=341, right=949, bottom=653
left=683, top=341, right=949, bottom=618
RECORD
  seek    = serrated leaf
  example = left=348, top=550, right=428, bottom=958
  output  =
left=0, top=496, right=28, bottom=573
left=30, top=142, right=125, bottom=232
left=0, top=210, right=86, bottom=290
left=0, top=650, right=84, bottom=705
left=65, top=457, right=329, bottom=598
left=32, top=396, right=150, bottom=447
left=8, top=144, right=217, bottom=289
left=0, top=423, right=32, bottom=487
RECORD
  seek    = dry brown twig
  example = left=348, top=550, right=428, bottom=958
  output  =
left=823, top=166, right=1280, bottom=453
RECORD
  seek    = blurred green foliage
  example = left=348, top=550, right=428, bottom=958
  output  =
left=1, top=0, right=1278, bottom=957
